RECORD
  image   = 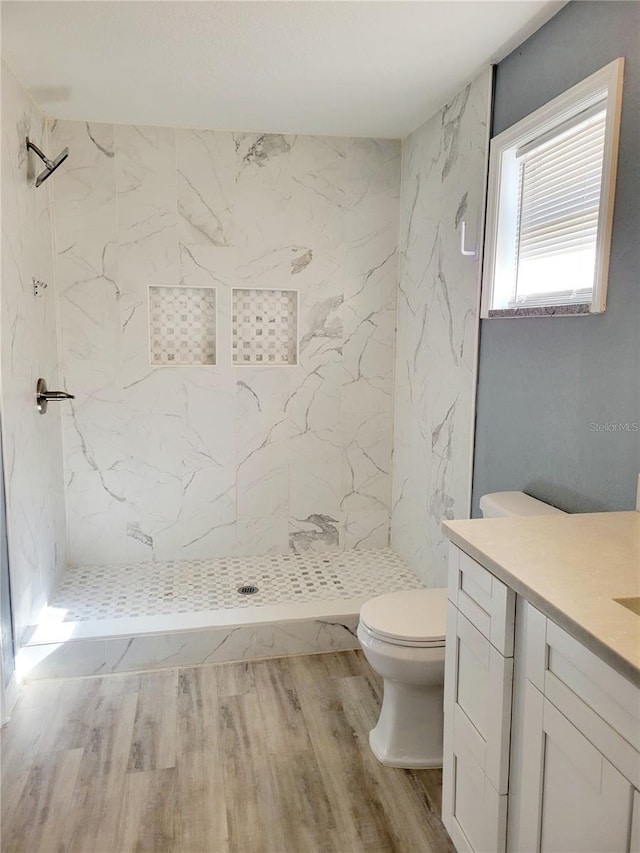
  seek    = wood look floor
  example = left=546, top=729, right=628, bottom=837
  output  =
left=0, top=651, right=454, bottom=853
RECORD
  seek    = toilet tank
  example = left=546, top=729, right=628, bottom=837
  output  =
left=479, top=491, right=566, bottom=518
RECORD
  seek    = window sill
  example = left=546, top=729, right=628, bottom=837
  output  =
left=487, top=303, right=592, bottom=319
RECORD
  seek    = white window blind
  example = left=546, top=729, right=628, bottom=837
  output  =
left=511, top=105, right=607, bottom=308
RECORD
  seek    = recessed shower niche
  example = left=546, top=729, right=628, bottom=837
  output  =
left=149, top=285, right=216, bottom=365
left=232, top=288, right=298, bottom=365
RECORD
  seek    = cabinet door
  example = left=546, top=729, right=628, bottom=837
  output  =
left=514, top=680, right=632, bottom=853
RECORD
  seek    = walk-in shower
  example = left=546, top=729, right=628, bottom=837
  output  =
left=7, top=117, right=416, bottom=683
left=8, top=108, right=451, bottom=685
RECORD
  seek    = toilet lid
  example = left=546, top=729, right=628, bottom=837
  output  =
left=360, top=587, right=447, bottom=645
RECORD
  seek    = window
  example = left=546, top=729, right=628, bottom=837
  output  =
left=481, top=59, right=624, bottom=318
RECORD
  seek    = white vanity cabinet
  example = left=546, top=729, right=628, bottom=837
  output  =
left=443, top=542, right=640, bottom=853
left=509, top=600, right=640, bottom=853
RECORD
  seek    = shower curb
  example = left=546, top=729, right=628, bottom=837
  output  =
left=16, top=612, right=361, bottom=680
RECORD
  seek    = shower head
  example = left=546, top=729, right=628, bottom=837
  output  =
left=25, top=137, right=69, bottom=187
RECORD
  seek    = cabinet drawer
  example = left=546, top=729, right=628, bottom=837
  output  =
left=443, top=726, right=507, bottom=853
left=522, top=601, right=640, bottom=788
left=444, top=602, right=513, bottom=793
left=448, top=543, right=515, bottom=655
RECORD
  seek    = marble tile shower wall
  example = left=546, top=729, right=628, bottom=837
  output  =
left=1, top=63, right=67, bottom=638
left=391, top=68, right=492, bottom=586
left=49, top=121, right=400, bottom=564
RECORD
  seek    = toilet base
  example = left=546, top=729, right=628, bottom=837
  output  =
left=369, top=679, right=444, bottom=769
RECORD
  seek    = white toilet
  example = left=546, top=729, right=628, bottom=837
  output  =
left=358, top=587, right=447, bottom=768
left=358, top=490, right=565, bottom=769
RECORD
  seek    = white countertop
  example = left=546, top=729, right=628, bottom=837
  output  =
left=443, top=511, right=640, bottom=686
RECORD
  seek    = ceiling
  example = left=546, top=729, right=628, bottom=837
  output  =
left=1, top=1, right=563, bottom=139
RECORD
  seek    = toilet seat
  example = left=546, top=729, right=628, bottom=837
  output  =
left=359, top=587, right=447, bottom=648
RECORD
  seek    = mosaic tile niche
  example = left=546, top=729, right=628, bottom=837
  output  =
left=149, top=286, right=216, bottom=365
left=232, top=288, right=298, bottom=365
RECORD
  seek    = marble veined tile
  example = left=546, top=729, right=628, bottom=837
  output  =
left=46, top=119, right=401, bottom=569
left=49, top=119, right=117, bottom=238
left=235, top=516, right=290, bottom=557
left=289, top=460, right=341, bottom=553
left=289, top=135, right=346, bottom=250
left=391, top=67, right=492, bottom=587
left=253, top=618, right=360, bottom=658
left=342, top=510, right=390, bottom=550
left=235, top=132, right=294, bottom=251
left=176, top=128, right=235, bottom=247
left=115, top=124, right=179, bottom=288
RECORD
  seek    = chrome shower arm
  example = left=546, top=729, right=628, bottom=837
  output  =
left=26, top=138, right=54, bottom=169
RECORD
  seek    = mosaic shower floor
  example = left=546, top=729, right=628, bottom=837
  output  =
left=21, top=549, right=424, bottom=679
left=51, top=548, right=423, bottom=623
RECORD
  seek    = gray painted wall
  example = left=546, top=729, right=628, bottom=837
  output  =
left=472, top=1, right=640, bottom=516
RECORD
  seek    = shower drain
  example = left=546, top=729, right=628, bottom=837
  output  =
left=237, top=584, right=259, bottom=596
